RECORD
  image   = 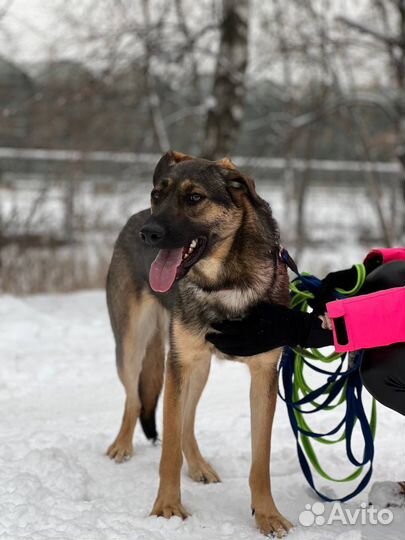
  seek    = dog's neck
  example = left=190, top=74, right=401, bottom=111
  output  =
left=177, top=203, right=289, bottom=322
left=181, top=280, right=262, bottom=317
left=179, top=251, right=286, bottom=323
left=186, top=249, right=276, bottom=299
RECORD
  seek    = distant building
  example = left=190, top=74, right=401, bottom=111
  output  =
left=34, top=59, right=96, bottom=91
left=29, top=60, right=103, bottom=149
left=0, top=56, right=34, bottom=146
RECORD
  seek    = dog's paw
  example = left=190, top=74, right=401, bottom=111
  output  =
left=150, top=498, right=189, bottom=519
left=188, top=459, right=221, bottom=484
left=254, top=510, right=293, bottom=538
left=106, top=439, right=133, bottom=463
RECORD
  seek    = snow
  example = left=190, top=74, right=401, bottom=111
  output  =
left=0, top=291, right=404, bottom=539
left=369, top=482, right=405, bottom=509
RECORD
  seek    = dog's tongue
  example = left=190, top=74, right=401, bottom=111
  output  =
left=149, top=248, right=184, bottom=292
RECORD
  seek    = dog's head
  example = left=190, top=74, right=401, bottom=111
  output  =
left=140, top=151, right=272, bottom=293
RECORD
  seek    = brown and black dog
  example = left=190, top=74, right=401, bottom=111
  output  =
left=106, top=151, right=293, bottom=536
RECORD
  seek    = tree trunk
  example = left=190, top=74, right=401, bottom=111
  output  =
left=202, top=0, right=249, bottom=160
left=141, top=0, right=170, bottom=153
left=396, top=0, right=405, bottom=239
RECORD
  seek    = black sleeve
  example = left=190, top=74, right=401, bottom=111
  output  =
left=360, top=261, right=405, bottom=295
left=303, top=314, right=334, bottom=348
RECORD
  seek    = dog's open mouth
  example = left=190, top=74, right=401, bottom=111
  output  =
left=149, top=237, right=207, bottom=293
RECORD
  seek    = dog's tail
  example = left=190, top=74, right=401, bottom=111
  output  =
left=138, top=330, right=165, bottom=441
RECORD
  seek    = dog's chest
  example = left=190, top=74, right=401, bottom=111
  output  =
left=179, top=283, right=260, bottom=325
left=211, top=288, right=257, bottom=313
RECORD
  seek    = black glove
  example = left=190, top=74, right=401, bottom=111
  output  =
left=206, top=303, right=333, bottom=357
left=309, top=257, right=384, bottom=314
left=309, top=266, right=358, bottom=315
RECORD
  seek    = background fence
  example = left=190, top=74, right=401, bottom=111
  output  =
left=0, top=147, right=403, bottom=294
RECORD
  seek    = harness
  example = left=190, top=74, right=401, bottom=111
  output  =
left=278, top=249, right=377, bottom=502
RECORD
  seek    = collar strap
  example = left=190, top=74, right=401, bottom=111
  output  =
left=279, top=247, right=300, bottom=276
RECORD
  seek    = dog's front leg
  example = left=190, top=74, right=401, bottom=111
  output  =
left=151, top=350, right=189, bottom=519
left=247, top=352, right=293, bottom=537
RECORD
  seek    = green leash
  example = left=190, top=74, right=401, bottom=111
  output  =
left=280, top=263, right=377, bottom=499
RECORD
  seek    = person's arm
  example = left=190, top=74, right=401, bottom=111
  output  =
left=206, top=303, right=333, bottom=357
left=206, top=263, right=377, bottom=357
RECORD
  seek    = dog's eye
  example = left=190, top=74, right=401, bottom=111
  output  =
left=186, top=193, right=204, bottom=205
left=151, top=189, right=161, bottom=202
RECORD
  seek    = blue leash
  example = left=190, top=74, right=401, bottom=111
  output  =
left=278, top=249, right=376, bottom=502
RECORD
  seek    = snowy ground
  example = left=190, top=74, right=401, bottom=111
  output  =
left=0, top=291, right=404, bottom=540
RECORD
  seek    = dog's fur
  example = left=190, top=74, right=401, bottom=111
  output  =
left=106, top=151, right=293, bottom=536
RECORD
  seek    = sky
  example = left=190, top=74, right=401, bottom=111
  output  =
left=0, top=0, right=385, bottom=88
left=0, top=0, right=369, bottom=63
left=0, top=0, right=60, bottom=62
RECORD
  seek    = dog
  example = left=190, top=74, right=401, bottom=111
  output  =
left=106, top=151, right=293, bottom=536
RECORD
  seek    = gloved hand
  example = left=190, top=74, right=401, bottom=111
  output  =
left=309, top=266, right=359, bottom=315
left=206, top=302, right=333, bottom=357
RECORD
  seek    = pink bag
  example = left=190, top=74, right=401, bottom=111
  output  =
left=326, top=287, right=405, bottom=353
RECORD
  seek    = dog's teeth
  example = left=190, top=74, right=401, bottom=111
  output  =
left=183, top=239, right=199, bottom=262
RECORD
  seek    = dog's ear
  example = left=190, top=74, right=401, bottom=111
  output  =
left=216, top=156, right=237, bottom=171
left=153, top=150, right=193, bottom=185
left=216, top=157, right=262, bottom=206
left=227, top=174, right=262, bottom=206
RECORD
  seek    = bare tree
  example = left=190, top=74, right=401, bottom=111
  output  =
left=203, top=0, right=250, bottom=159
left=245, top=0, right=401, bottom=247
left=0, top=0, right=15, bottom=243
left=337, top=0, right=405, bottom=239
left=141, top=0, right=171, bottom=152
left=0, top=0, right=13, bottom=21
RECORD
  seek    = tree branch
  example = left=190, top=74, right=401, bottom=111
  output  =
left=0, top=0, right=14, bottom=21
left=336, top=15, right=405, bottom=49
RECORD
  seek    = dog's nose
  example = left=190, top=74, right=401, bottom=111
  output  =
left=139, top=222, right=165, bottom=246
